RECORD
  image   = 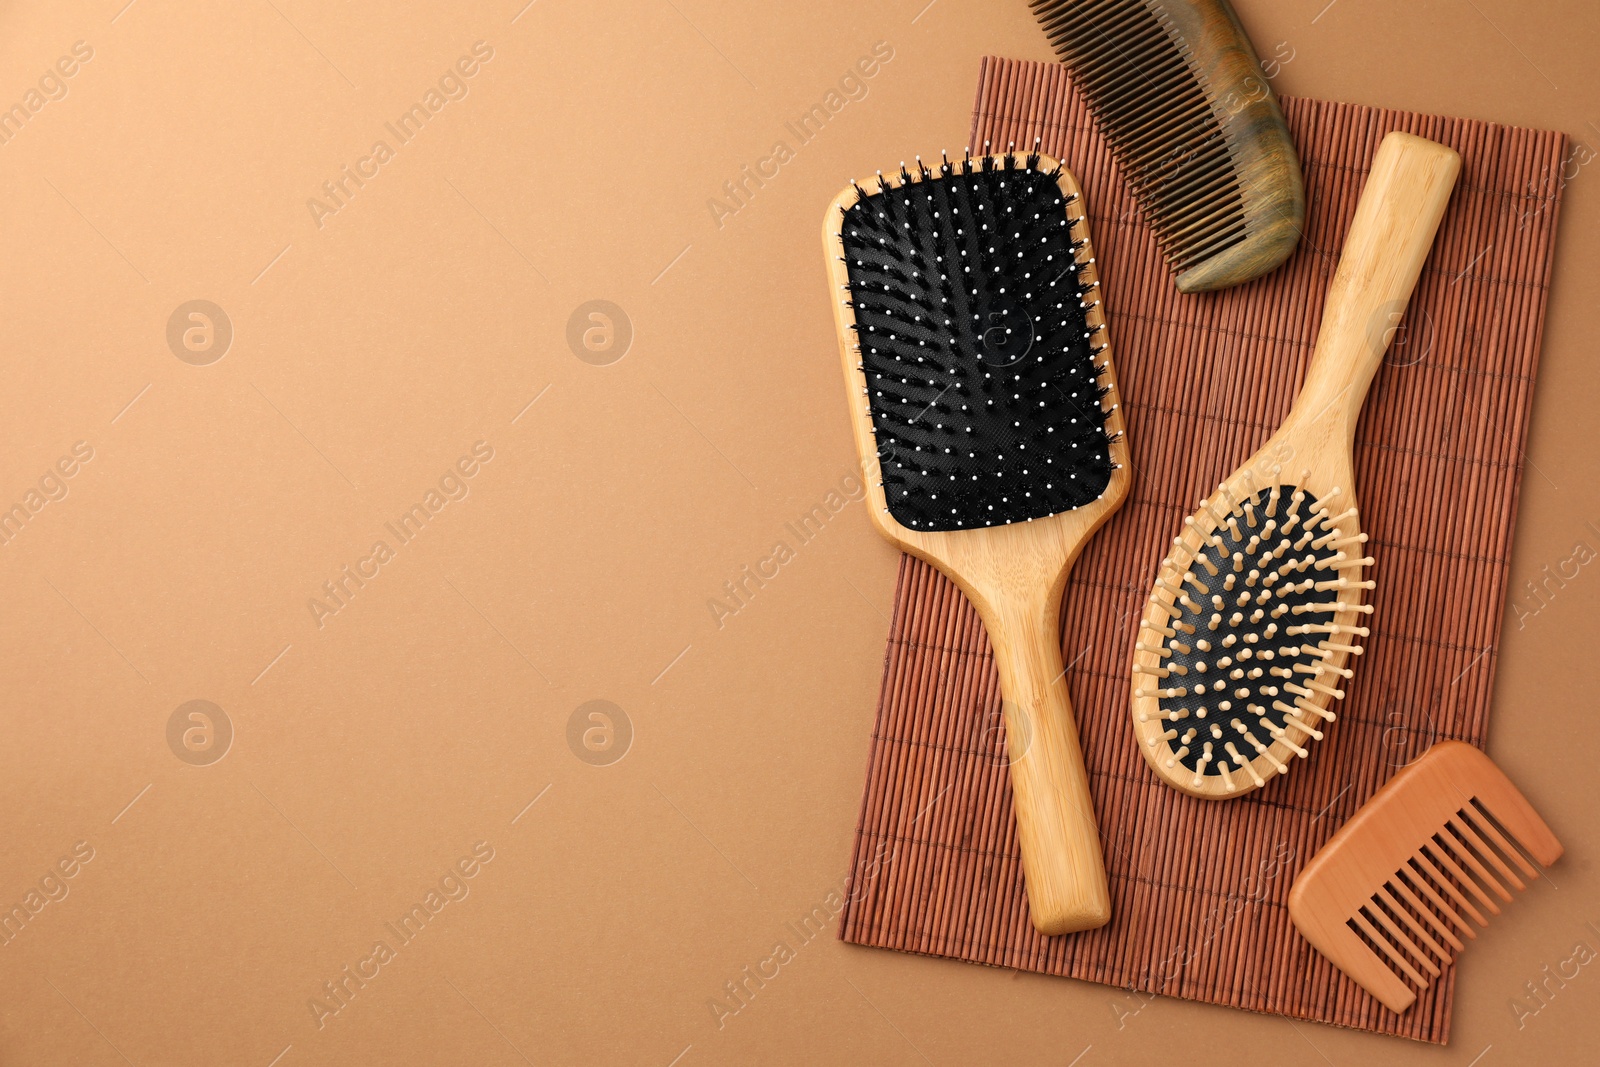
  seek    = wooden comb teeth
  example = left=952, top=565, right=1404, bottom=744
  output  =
left=1288, top=741, right=1563, bottom=1013
left=1029, top=0, right=1305, bottom=292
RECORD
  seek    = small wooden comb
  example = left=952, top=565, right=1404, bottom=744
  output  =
left=1288, top=741, right=1563, bottom=1013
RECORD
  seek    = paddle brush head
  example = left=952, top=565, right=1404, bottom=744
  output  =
left=1030, top=0, right=1305, bottom=293
left=1132, top=470, right=1374, bottom=798
left=833, top=149, right=1122, bottom=534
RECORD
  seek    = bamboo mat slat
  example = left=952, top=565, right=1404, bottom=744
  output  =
left=837, top=56, right=1568, bottom=1044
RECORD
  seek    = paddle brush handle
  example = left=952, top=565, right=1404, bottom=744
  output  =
left=1293, top=132, right=1460, bottom=434
left=986, top=594, right=1111, bottom=935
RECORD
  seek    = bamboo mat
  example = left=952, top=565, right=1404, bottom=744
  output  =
left=837, top=56, right=1568, bottom=1043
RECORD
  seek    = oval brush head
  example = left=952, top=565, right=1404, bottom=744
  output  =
left=839, top=149, right=1118, bottom=528
left=1132, top=469, right=1373, bottom=797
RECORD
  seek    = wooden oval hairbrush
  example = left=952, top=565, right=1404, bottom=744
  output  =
left=823, top=150, right=1129, bottom=933
left=1131, top=131, right=1460, bottom=799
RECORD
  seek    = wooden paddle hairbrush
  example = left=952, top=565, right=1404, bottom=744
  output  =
left=1030, top=0, right=1305, bottom=292
left=1131, top=131, right=1460, bottom=799
left=823, top=150, right=1130, bottom=933
left=1289, top=741, right=1563, bottom=1013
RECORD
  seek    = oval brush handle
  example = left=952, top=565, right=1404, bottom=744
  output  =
left=987, top=594, right=1111, bottom=935
left=1292, top=132, right=1461, bottom=434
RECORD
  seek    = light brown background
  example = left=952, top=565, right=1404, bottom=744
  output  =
left=0, top=1, right=1594, bottom=1064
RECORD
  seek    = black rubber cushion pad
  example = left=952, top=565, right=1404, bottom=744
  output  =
left=840, top=157, right=1113, bottom=532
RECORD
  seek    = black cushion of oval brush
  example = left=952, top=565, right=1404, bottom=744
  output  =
left=840, top=159, right=1112, bottom=532
left=1159, top=486, right=1338, bottom=775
